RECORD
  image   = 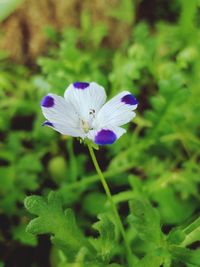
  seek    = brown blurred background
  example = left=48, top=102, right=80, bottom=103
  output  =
left=0, top=0, right=134, bottom=64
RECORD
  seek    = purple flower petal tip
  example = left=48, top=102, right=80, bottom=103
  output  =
left=73, top=82, right=90, bottom=89
left=121, top=94, right=138, bottom=105
left=94, top=129, right=117, bottom=145
left=42, top=121, right=54, bottom=127
left=41, top=95, right=54, bottom=107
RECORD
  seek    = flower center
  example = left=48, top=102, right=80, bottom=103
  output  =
left=81, top=120, right=90, bottom=133
left=80, top=109, right=96, bottom=133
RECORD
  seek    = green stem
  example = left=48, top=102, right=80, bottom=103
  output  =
left=181, top=217, right=200, bottom=246
left=183, top=217, right=200, bottom=235
left=87, top=144, right=133, bottom=266
left=59, top=161, right=134, bottom=191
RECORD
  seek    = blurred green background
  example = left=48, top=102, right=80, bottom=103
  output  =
left=0, top=0, right=200, bottom=267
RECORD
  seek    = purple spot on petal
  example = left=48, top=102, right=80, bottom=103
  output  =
left=41, top=95, right=54, bottom=107
left=94, top=129, right=117, bottom=145
left=73, top=82, right=90, bottom=89
left=121, top=94, right=138, bottom=105
left=42, top=121, right=54, bottom=127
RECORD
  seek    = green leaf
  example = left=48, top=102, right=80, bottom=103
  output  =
left=17, top=154, right=43, bottom=173
left=12, top=224, right=37, bottom=246
left=0, top=167, right=15, bottom=193
left=92, top=213, right=117, bottom=262
left=151, top=187, right=196, bottom=224
left=107, top=0, right=134, bottom=23
left=24, top=191, right=94, bottom=261
left=170, top=246, right=200, bottom=266
left=167, top=228, right=186, bottom=245
left=135, top=250, right=168, bottom=267
left=128, top=197, right=163, bottom=249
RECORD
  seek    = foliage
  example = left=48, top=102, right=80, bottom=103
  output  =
left=1, top=0, right=200, bottom=266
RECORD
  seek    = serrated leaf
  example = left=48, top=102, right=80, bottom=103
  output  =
left=92, top=213, right=117, bottom=262
left=24, top=191, right=94, bottom=261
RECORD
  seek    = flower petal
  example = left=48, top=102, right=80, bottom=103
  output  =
left=64, top=82, right=106, bottom=123
left=87, top=126, right=126, bottom=145
left=41, top=94, right=83, bottom=137
left=95, top=129, right=117, bottom=145
left=42, top=120, right=54, bottom=127
left=93, top=91, right=138, bottom=128
left=43, top=121, right=84, bottom=136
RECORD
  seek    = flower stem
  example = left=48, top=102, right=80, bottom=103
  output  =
left=87, top=144, right=133, bottom=266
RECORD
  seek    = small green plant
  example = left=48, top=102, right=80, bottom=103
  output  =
left=0, top=0, right=200, bottom=266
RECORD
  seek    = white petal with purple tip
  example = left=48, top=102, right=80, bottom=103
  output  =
left=64, top=82, right=106, bottom=123
left=87, top=126, right=126, bottom=145
left=41, top=94, right=83, bottom=137
left=93, top=91, right=137, bottom=128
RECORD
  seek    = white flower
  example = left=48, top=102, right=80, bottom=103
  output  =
left=41, top=82, right=138, bottom=145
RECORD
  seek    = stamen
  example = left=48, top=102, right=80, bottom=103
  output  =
left=81, top=120, right=90, bottom=133
left=89, top=109, right=95, bottom=118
